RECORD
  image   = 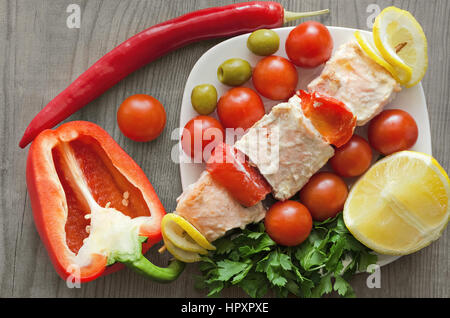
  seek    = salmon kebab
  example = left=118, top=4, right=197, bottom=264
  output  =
left=174, top=37, right=408, bottom=243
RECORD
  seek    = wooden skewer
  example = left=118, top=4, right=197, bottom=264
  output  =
left=158, top=245, right=167, bottom=254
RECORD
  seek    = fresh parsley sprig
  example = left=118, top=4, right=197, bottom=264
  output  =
left=195, top=213, right=377, bottom=298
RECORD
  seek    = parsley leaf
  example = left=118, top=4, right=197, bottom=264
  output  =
left=333, top=275, right=355, bottom=297
left=196, top=213, right=377, bottom=298
left=311, top=274, right=332, bottom=298
left=216, top=260, right=249, bottom=281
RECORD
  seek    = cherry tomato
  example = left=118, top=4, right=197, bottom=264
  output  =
left=217, top=87, right=265, bottom=130
left=181, top=115, right=224, bottom=162
left=285, top=21, right=333, bottom=68
left=368, top=109, right=419, bottom=155
left=299, top=172, right=348, bottom=221
left=264, top=201, right=312, bottom=246
left=330, top=135, right=373, bottom=177
left=252, top=56, right=298, bottom=100
left=117, top=94, right=166, bottom=142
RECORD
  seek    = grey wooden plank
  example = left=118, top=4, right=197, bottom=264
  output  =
left=0, top=0, right=448, bottom=298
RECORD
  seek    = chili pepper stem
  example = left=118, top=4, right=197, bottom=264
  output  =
left=283, top=9, right=330, bottom=23
left=125, top=254, right=185, bottom=283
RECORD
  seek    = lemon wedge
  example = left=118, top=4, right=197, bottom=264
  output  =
left=344, top=151, right=449, bottom=255
left=373, top=6, right=428, bottom=87
left=354, top=30, right=397, bottom=79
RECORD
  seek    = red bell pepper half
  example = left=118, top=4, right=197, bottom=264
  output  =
left=297, top=90, right=356, bottom=148
left=206, top=143, right=271, bottom=207
left=26, top=121, right=184, bottom=283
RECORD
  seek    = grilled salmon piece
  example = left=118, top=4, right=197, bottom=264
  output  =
left=308, top=41, right=401, bottom=126
left=235, top=95, right=335, bottom=201
left=175, top=171, right=266, bottom=242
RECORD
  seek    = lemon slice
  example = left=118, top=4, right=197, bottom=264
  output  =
left=354, top=30, right=397, bottom=79
left=344, top=151, right=449, bottom=255
left=162, top=213, right=215, bottom=251
left=163, top=238, right=202, bottom=263
left=373, top=6, right=427, bottom=87
left=161, top=214, right=208, bottom=254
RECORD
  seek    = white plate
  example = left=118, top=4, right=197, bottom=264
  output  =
left=179, top=26, right=432, bottom=267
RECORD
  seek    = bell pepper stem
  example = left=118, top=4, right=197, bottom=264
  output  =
left=125, top=254, right=185, bottom=283
left=283, top=9, right=330, bottom=23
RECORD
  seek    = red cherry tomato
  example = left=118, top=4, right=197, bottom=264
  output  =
left=299, top=172, right=348, bottom=221
left=330, top=135, right=373, bottom=177
left=368, top=109, right=419, bottom=156
left=117, top=94, right=166, bottom=142
left=181, top=115, right=224, bottom=162
left=252, top=56, right=298, bottom=100
left=264, top=201, right=312, bottom=246
left=285, top=21, right=333, bottom=68
left=217, top=87, right=265, bottom=130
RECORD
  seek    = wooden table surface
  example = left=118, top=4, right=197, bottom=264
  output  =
left=0, top=0, right=448, bottom=298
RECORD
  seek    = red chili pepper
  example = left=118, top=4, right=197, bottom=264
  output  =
left=27, top=121, right=184, bottom=282
left=19, top=2, right=328, bottom=148
left=297, top=90, right=356, bottom=148
left=206, top=143, right=271, bottom=207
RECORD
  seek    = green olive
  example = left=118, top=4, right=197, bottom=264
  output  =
left=191, top=84, right=218, bottom=115
left=217, top=58, right=252, bottom=86
left=247, top=29, right=280, bottom=56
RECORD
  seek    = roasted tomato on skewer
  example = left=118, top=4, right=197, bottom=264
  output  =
left=206, top=143, right=271, bottom=207
left=297, top=90, right=356, bottom=148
